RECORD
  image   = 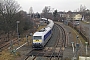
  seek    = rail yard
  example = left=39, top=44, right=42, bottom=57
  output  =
left=24, top=22, right=66, bottom=60
left=1, top=0, right=90, bottom=60
left=0, top=18, right=90, bottom=60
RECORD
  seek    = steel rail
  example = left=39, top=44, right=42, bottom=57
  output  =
left=24, top=23, right=66, bottom=60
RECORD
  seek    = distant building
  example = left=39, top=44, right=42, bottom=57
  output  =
left=73, top=14, right=82, bottom=20
left=58, top=12, right=67, bottom=21
left=58, top=11, right=82, bottom=21
left=66, top=11, right=82, bottom=21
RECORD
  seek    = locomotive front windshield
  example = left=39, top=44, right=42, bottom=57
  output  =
left=33, top=36, right=42, bottom=39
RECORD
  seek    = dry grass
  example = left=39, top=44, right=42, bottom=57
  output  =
left=82, top=21, right=90, bottom=24
left=0, top=49, right=16, bottom=60
left=0, top=36, right=31, bottom=60
left=68, top=26, right=86, bottom=45
left=37, top=25, right=46, bottom=31
left=0, top=25, right=46, bottom=60
left=68, top=26, right=90, bottom=56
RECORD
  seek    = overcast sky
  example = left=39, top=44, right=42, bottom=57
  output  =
left=15, top=0, right=90, bottom=13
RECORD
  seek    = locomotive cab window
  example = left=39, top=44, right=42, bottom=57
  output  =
left=33, top=36, right=42, bottom=39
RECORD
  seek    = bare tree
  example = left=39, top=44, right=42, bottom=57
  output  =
left=29, top=7, right=34, bottom=18
left=53, top=9, right=58, bottom=20
left=79, top=5, right=86, bottom=12
left=29, top=7, right=33, bottom=14
left=42, top=6, right=51, bottom=18
left=42, top=6, right=51, bottom=13
left=0, top=0, right=21, bottom=41
left=53, top=10, right=57, bottom=17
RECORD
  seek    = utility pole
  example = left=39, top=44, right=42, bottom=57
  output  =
left=76, top=35, right=79, bottom=43
left=71, top=42, right=76, bottom=60
left=26, top=35, right=29, bottom=46
left=74, top=35, right=79, bottom=60
left=68, top=32, right=71, bottom=46
left=85, top=42, right=88, bottom=60
left=76, top=43, right=79, bottom=60
left=10, top=40, right=13, bottom=52
left=85, top=42, right=88, bottom=56
left=16, top=21, right=20, bottom=45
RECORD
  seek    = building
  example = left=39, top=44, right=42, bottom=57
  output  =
left=58, top=11, right=82, bottom=21
left=58, top=12, right=67, bottom=21
left=73, top=14, right=82, bottom=20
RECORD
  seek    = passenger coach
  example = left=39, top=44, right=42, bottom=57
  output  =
left=32, top=18, right=54, bottom=49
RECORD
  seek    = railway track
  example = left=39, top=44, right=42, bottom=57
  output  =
left=48, top=23, right=66, bottom=60
left=24, top=23, right=66, bottom=60
left=55, top=23, right=66, bottom=47
left=0, top=38, right=19, bottom=51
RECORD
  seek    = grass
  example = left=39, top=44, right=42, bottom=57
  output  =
left=69, top=26, right=86, bottom=45
left=37, top=25, right=46, bottom=31
left=0, top=49, right=16, bottom=60
left=82, top=20, right=90, bottom=24
left=68, top=26, right=90, bottom=56
left=0, top=25, right=46, bottom=60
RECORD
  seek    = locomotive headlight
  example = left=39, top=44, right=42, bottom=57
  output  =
left=33, top=40, right=42, bottom=43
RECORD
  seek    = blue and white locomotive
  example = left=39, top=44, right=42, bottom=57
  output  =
left=32, top=18, right=54, bottom=49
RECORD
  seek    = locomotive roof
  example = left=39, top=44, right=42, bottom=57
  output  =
left=33, top=18, right=54, bottom=37
left=41, top=18, right=47, bottom=20
left=33, top=27, right=51, bottom=36
left=47, top=19, right=54, bottom=28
